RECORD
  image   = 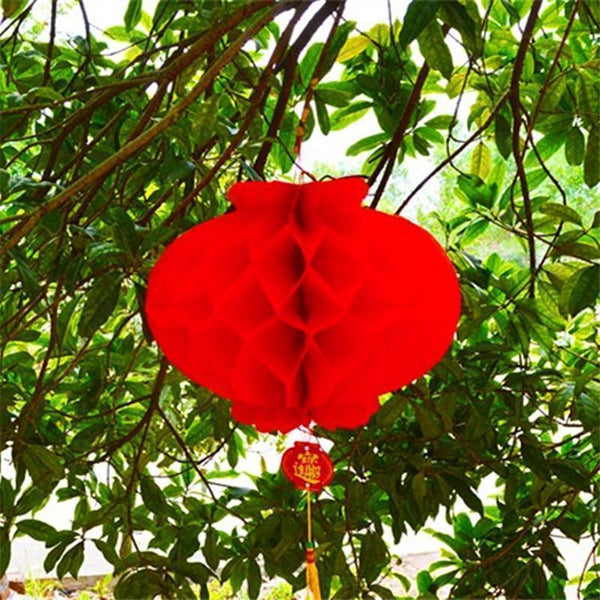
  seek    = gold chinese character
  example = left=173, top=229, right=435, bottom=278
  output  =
left=293, top=451, right=322, bottom=484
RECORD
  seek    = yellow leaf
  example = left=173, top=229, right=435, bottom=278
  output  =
left=337, top=36, right=370, bottom=62
left=470, top=142, right=491, bottom=179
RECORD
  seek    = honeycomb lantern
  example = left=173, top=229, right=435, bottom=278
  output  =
left=145, top=177, right=461, bottom=432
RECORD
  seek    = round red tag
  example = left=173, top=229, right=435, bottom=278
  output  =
left=281, top=442, right=334, bottom=492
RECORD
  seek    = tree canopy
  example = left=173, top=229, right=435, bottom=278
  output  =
left=0, top=0, right=598, bottom=598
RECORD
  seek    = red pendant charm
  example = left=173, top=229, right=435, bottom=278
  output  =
left=281, top=442, right=334, bottom=492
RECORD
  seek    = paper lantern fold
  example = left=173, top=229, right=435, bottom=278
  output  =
left=145, top=177, right=460, bottom=432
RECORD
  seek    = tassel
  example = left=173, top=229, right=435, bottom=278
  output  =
left=306, top=542, right=321, bottom=600
left=305, top=490, right=322, bottom=600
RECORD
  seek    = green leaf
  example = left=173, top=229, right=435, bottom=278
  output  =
left=520, top=439, right=552, bottom=481
left=470, top=142, right=491, bottom=179
left=0, top=479, right=15, bottom=519
left=172, top=561, right=211, bottom=585
left=347, top=133, right=389, bottom=156
left=124, top=0, right=142, bottom=31
left=417, top=570, right=433, bottom=594
left=584, top=128, right=599, bottom=188
left=57, top=542, right=84, bottom=580
left=15, top=486, right=47, bottom=516
left=0, top=527, right=9, bottom=574
left=565, top=127, right=585, bottom=166
left=246, top=558, right=261, bottom=600
left=359, top=532, right=389, bottom=583
left=23, top=445, right=64, bottom=492
left=314, top=86, right=352, bottom=107
left=495, top=113, right=512, bottom=159
left=559, top=265, right=599, bottom=317
left=550, top=460, right=589, bottom=491
left=440, top=1, right=482, bottom=57
left=16, top=519, right=58, bottom=542
left=140, top=476, right=168, bottom=515
left=337, top=36, right=370, bottom=62
left=203, top=528, right=219, bottom=570
left=539, top=203, right=582, bottom=226
left=460, top=218, right=489, bottom=246
left=414, top=404, right=442, bottom=439
left=412, top=472, right=427, bottom=506
left=330, top=103, right=370, bottom=132
left=77, top=272, right=122, bottom=338
left=44, top=542, right=69, bottom=573
left=442, top=473, right=484, bottom=515
left=418, top=20, right=453, bottom=79
left=110, top=207, right=137, bottom=255
left=300, top=42, right=324, bottom=87
left=457, top=174, right=496, bottom=208
left=454, top=513, right=474, bottom=539
left=426, top=115, right=455, bottom=129
left=399, top=0, right=441, bottom=48
left=370, top=584, right=396, bottom=599
left=577, top=72, right=599, bottom=128
left=105, top=25, right=146, bottom=43
left=315, top=96, right=330, bottom=135
left=320, top=21, right=354, bottom=73
left=189, top=95, right=220, bottom=146
left=2, top=0, right=26, bottom=19
left=94, top=539, right=120, bottom=566
left=13, top=252, right=41, bottom=299
left=114, top=569, right=166, bottom=599
left=552, top=241, right=600, bottom=261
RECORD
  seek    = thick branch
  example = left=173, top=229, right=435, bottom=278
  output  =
left=509, top=0, right=543, bottom=298
left=295, top=3, right=344, bottom=154
left=42, top=0, right=57, bottom=85
left=368, top=62, right=430, bottom=208
left=253, top=0, right=342, bottom=176
left=166, top=4, right=308, bottom=224
left=0, top=3, right=287, bottom=258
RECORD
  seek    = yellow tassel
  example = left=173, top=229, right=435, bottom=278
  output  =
left=305, top=490, right=322, bottom=600
left=306, top=544, right=322, bottom=600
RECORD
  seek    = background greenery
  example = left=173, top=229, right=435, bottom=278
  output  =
left=1, top=0, right=598, bottom=598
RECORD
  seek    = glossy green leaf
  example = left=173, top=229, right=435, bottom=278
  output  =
left=565, top=127, right=585, bottom=166
left=23, top=445, right=64, bottom=492
left=584, top=128, right=599, bottom=188
left=399, top=0, right=441, bottom=48
left=124, top=0, right=142, bottom=32
left=77, top=272, right=122, bottom=338
left=418, top=20, right=453, bottom=79
left=559, top=265, right=600, bottom=316
left=140, top=476, right=168, bottom=515
left=246, top=558, right=261, bottom=600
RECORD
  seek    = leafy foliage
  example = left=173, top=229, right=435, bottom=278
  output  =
left=0, top=0, right=598, bottom=598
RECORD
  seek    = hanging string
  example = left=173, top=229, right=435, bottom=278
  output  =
left=305, top=487, right=322, bottom=600
left=307, top=489, right=312, bottom=542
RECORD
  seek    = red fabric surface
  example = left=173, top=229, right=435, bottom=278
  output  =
left=145, top=177, right=460, bottom=432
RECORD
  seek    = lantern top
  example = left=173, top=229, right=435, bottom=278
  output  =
left=226, top=176, right=369, bottom=214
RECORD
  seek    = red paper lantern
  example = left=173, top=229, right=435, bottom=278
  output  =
left=281, top=442, right=334, bottom=492
left=145, top=177, right=460, bottom=432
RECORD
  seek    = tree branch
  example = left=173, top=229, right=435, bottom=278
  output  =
left=395, top=95, right=509, bottom=214
left=0, top=2, right=288, bottom=257
left=42, top=0, right=57, bottom=86
left=509, top=0, right=543, bottom=298
left=253, top=0, right=342, bottom=176
left=368, top=62, right=430, bottom=208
